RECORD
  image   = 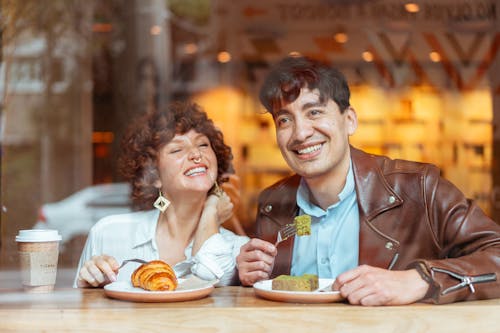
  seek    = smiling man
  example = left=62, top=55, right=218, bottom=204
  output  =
left=236, top=55, right=500, bottom=305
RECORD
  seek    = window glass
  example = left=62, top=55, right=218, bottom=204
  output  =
left=1, top=0, right=498, bottom=287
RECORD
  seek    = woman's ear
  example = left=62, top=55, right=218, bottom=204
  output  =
left=153, top=179, right=162, bottom=189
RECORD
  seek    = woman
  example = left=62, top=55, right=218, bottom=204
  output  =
left=74, top=101, right=249, bottom=287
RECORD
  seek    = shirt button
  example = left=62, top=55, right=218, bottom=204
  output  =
left=264, top=204, right=272, bottom=213
left=389, top=196, right=396, bottom=204
left=385, top=242, right=394, bottom=250
left=320, top=257, right=329, bottom=265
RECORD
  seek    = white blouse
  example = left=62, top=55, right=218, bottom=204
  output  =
left=73, top=209, right=249, bottom=287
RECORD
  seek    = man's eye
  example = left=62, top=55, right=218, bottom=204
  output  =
left=309, top=109, right=322, bottom=116
left=276, top=116, right=291, bottom=127
left=170, top=148, right=182, bottom=154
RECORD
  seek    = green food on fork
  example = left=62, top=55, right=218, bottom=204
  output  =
left=294, top=214, right=311, bottom=236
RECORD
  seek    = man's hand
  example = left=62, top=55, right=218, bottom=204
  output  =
left=332, top=265, right=430, bottom=306
left=237, top=238, right=277, bottom=286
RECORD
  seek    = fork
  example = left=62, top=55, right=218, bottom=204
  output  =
left=274, top=223, right=297, bottom=246
left=117, top=258, right=148, bottom=269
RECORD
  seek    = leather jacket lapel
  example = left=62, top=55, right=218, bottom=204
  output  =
left=351, top=147, right=403, bottom=268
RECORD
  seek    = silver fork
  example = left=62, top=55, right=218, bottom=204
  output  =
left=118, top=258, right=148, bottom=269
left=274, top=223, right=297, bottom=246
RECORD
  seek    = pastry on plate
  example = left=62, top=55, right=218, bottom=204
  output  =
left=131, top=260, right=178, bottom=291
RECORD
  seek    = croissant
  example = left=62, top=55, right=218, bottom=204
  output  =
left=131, top=260, right=178, bottom=291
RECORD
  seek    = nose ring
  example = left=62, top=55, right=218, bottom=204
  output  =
left=193, top=156, right=201, bottom=164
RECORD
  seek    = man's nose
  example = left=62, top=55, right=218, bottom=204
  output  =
left=293, top=117, right=314, bottom=141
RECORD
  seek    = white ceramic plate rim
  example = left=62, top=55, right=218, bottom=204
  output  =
left=104, top=279, right=213, bottom=294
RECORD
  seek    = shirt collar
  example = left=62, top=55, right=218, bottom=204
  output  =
left=297, top=159, right=355, bottom=216
left=131, top=209, right=160, bottom=249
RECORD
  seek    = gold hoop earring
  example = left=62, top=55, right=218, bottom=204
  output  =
left=153, top=190, right=170, bottom=212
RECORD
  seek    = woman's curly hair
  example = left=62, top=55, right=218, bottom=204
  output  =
left=119, top=101, right=233, bottom=210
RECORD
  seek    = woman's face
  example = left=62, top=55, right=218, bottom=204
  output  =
left=156, top=129, right=218, bottom=198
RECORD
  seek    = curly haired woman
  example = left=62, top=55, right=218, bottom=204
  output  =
left=75, top=102, right=249, bottom=288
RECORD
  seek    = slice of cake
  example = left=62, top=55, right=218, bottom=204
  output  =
left=272, top=274, right=319, bottom=291
left=294, top=215, right=311, bottom=236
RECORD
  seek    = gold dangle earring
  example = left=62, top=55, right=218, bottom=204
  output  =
left=209, top=173, right=224, bottom=197
left=213, top=181, right=224, bottom=197
left=153, top=190, right=170, bottom=212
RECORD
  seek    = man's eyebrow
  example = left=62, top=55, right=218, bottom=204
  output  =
left=301, top=101, right=326, bottom=110
left=275, top=109, right=289, bottom=117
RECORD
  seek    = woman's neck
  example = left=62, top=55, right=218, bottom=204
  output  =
left=157, top=194, right=205, bottom=240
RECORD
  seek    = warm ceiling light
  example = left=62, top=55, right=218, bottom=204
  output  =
left=362, top=51, right=374, bottom=62
left=404, top=3, right=420, bottom=13
left=92, top=23, right=113, bottom=33
left=184, top=43, right=198, bottom=55
left=334, top=32, right=348, bottom=44
left=429, top=51, right=441, bottom=62
left=150, top=25, right=162, bottom=35
left=288, top=51, right=302, bottom=57
left=217, top=51, right=231, bottom=63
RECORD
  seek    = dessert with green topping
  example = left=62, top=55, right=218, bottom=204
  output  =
left=272, top=274, right=319, bottom=291
left=294, top=214, right=311, bottom=236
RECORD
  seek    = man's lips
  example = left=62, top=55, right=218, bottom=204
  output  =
left=294, top=143, right=323, bottom=155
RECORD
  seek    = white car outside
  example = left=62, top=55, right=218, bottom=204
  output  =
left=33, top=183, right=132, bottom=246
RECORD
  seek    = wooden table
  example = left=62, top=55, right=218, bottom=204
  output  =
left=0, top=286, right=498, bottom=332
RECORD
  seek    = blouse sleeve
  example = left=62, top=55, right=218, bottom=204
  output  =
left=191, top=228, right=249, bottom=286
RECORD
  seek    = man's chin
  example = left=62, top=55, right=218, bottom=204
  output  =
left=291, top=165, right=324, bottom=178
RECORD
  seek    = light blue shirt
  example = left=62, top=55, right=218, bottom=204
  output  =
left=291, top=161, right=359, bottom=279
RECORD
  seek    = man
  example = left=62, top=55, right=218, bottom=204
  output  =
left=237, top=55, right=500, bottom=305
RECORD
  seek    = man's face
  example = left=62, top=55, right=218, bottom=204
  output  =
left=273, top=88, right=357, bottom=181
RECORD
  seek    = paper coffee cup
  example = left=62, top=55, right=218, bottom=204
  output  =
left=16, top=229, right=62, bottom=293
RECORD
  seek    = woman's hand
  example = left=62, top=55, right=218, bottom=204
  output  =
left=192, top=193, right=228, bottom=255
left=77, top=254, right=119, bottom=288
left=215, top=191, right=234, bottom=226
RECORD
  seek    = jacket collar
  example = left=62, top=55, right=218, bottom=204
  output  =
left=260, top=146, right=403, bottom=225
left=350, top=146, right=402, bottom=221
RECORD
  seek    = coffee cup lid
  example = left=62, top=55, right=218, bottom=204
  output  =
left=15, top=229, right=62, bottom=242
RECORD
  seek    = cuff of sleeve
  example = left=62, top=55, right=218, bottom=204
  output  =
left=409, top=261, right=440, bottom=303
left=191, top=233, right=230, bottom=280
left=192, top=252, right=225, bottom=280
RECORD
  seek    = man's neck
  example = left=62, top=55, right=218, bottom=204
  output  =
left=304, top=159, right=351, bottom=210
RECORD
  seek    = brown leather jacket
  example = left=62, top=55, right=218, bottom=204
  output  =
left=255, top=146, right=500, bottom=304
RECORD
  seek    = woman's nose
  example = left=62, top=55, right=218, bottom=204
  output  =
left=189, top=148, right=202, bottom=162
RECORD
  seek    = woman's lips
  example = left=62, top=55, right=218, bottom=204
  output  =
left=184, top=166, right=207, bottom=176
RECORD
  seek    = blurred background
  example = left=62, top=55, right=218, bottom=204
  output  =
left=1, top=0, right=500, bottom=282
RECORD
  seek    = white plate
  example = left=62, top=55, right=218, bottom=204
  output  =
left=253, top=278, right=344, bottom=304
left=104, top=277, right=215, bottom=303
